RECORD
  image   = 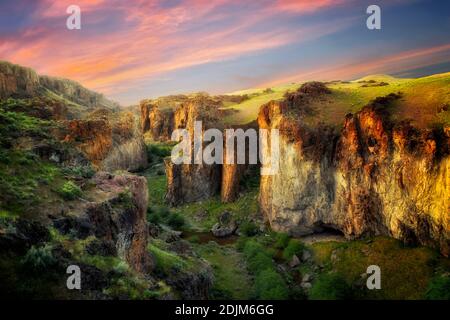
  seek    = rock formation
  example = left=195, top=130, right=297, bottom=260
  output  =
left=52, top=172, right=151, bottom=273
left=141, top=95, right=255, bottom=205
left=61, top=110, right=147, bottom=172
left=0, top=61, right=119, bottom=113
left=258, top=84, right=450, bottom=256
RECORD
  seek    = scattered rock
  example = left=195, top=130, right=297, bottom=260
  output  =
left=302, top=273, right=312, bottom=283
left=289, top=254, right=301, bottom=268
left=301, top=250, right=312, bottom=262
left=300, top=282, right=312, bottom=289
left=148, top=223, right=161, bottom=238
left=211, top=211, right=238, bottom=238
left=162, top=230, right=182, bottom=243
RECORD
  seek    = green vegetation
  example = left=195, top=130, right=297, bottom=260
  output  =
left=223, top=73, right=450, bottom=128
left=147, top=142, right=174, bottom=164
left=147, top=206, right=186, bottom=229
left=57, top=181, right=82, bottom=200
left=61, top=165, right=95, bottom=179
left=195, top=242, right=253, bottom=299
left=241, top=239, right=289, bottom=299
left=255, top=269, right=289, bottom=300
left=282, top=239, right=305, bottom=260
left=308, top=237, right=449, bottom=299
left=21, top=245, right=56, bottom=273
left=239, top=220, right=259, bottom=237
left=274, top=232, right=290, bottom=249
left=309, top=273, right=352, bottom=300
left=425, top=275, right=450, bottom=300
left=148, top=241, right=194, bottom=275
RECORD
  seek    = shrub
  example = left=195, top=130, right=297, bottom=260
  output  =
left=21, top=245, right=56, bottom=273
left=166, top=212, right=185, bottom=229
left=274, top=233, right=290, bottom=249
left=147, top=143, right=173, bottom=163
left=255, top=269, right=289, bottom=299
left=282, top=239, right=305, bottom=260
left=58, top=181, right=82, bottom=200
left=247, top=252, right=273, bottom=273
left=239, top=221, right=259, bottom=236
left=62, top=165, right=95, bottom=179
left=243, top=239, right=264, bottom=259
left=147, top=207, right=162, bottom=224
left=425, top=275, right=450, bottom=300
left=309, top=273, right=351, bottom=300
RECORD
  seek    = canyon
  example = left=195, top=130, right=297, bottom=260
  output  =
left=0, top=60, right=449, bottom=300
left=141, top=81, right=449, bottom=256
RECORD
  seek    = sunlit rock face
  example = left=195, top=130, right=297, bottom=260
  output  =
left=258, top=86, right=450, bottom=256
left=62, top=111, right=147, bottom=172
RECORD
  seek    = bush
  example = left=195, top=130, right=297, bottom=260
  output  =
left=166, top=212, right=185, bottom=229
left=274, top=233, right=290, bottom=249
left=247, top=252, right=273, bottom=273
left=255, top=269, right=289, bottom=299
left=239, top=221, right=259, bottom=236
left=147, top=143, right=173, bottom=163
left=425, top=275, right=450, bottom=300
left=58, top=181, right=82, bottom=200
left=309, top=273, right=351, bottom=300
left=243, top=240, right=264, bottom=259
left=282, top=239, right=305, bottom=260
left=21, top=245, right=56, bottom=273
left=62, top=165, right=95, bottom=179
left=147, top=207, right=162, bottom=224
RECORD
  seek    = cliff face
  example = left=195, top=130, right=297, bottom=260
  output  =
left=0, top=61, right=40, bottom=98
left=142, top=95, right=254, bottom=205
left=89, top=172, right=151, bottom=272
left=258, top=87, right=450, bottom=255
left=140, top=102, right=174, bottom=141
left=0, top=61, right=119, bottom=111
left=39, top=75, right=119, bottom=110
left=62, top=111, right=147, bottom=172
left=163, top=99, right=223, bottom=205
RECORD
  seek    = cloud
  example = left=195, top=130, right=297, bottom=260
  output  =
left=0, top=0, right=348, bottom=98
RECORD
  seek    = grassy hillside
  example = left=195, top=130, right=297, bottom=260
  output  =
left=222, top=72, right=450, bottom=128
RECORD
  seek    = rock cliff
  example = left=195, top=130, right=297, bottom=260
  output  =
left=0, top=61, right=119, bottom=112
left=258, top=83, right=450, bottom=256
left=61, top=110, right=147, bottom=172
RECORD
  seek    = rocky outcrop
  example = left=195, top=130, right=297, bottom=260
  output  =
left=258, top=84, right=450, bottom=256
left=62, top=111, right=147, bottom=171
left=0, top=61, right=40, bottom=98
left=156, top=96, right=224, bottom=205
left=141, top=95, right=254, bottom=205
left=140, top=102, right=174, bottom=141
left=0, top=61, right=119, bottom=112
left=165, top=159, right=221, bottom=206
left=39, top=75, right=118, bottom=110
left=53, top=172, right=151, bottom=273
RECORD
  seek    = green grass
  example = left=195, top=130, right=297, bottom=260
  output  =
left=195, top=242, right=253, bottom=299
left=309, top=237, right=448, bottom=299
left=148, top=241, right=194, bottom=275
left=222, top=72, right=450, bottom=128
left=239, top=238, right=289, bottom=299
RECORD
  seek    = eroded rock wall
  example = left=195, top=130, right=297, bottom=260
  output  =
left=258, top=94, right=450, bottom=255
left=62, top=111, right=147, bottom=171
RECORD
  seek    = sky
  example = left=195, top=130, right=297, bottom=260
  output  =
left=0, top=0, right=449, bottom=105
